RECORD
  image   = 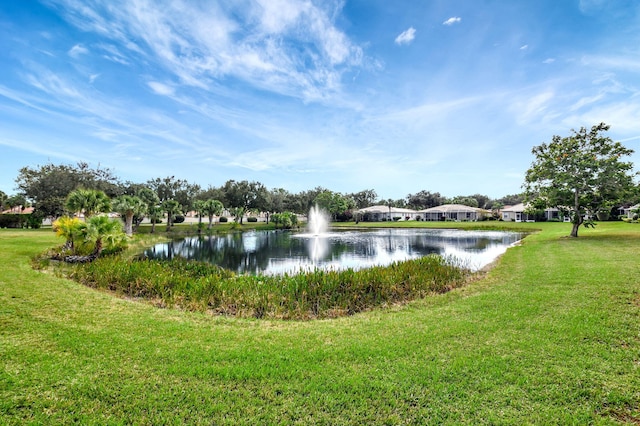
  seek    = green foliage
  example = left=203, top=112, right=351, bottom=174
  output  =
left=0, top=214, right=28, bottom=228
left=15, top=162, right=121, bottom=218
left=271, top=211, right=298, bottom=229
left=66, top=254, right=470, bottom=319
left=222, top=180, right=268, bottom=224
left=161, top=199, right=181, bottom=230
left=525, top=123, right=636, bottom=237
left=219, top=216, right=228, bottom=223
left=112, top=195, right=147, bottom=235
left=247, top=217, right=258, bottom=222
left=65, top=188, right=112, bottom=219
left=147, top=176, right=200, bottom=212
left=314, top=190, right=353, bottom=220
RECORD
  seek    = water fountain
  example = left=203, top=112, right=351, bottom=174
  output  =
left=307, top=204, right=328, bottom=236
left=305, top=205, right=329, bottom=262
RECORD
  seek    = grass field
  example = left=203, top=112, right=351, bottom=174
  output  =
left=1, top=222, right=639, bottom=424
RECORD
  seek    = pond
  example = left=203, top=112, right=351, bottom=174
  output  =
left=142, top=228, right=525, bottom=275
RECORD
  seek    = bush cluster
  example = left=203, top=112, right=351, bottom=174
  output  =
left=0, top=214, right=41, bottom=229
left=65, top=255, right=471, bottom=320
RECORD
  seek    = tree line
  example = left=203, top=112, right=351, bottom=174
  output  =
left=1, top=162, right=527, bottom=226
left=2, top=122, right=638, bottom=238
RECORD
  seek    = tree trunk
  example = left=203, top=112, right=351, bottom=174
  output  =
left=208, top=215, right=213, bottom=230
left=570, top=222, right=580, bottom=237
left=570, top=190, right=582, bottom=237
left=124, top=213, right=134, bottom=236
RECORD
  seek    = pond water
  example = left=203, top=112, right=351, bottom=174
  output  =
left=142, top=228, right=525, bottom=275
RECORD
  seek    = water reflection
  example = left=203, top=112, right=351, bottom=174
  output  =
left=143, top=229, right=524, bottom=275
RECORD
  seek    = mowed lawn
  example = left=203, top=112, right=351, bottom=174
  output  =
left=1, top=223, right=639, bottom=425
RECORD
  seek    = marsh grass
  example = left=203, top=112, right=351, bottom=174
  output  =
left=62, top=254, right=470, bottom=319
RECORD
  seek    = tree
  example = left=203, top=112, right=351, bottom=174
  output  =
left=314, top=190, right=351, bottom=221
left=449, top=196, right=479, bottom=208
left=272, top=211, right=298, bottom=229
left=524, top=123, right=636, bottom=237
left=83, top=215, right=126, bottom=258
left=52, top=215, right=125, bottom=261
left=0, top=191, right=7, bottom=211
left=15, top=162, right=121, bottom=219
left=201, top=199, right=224, bottom=229
left=147, top=176, right=200, bottom=213
left=406, top=190, right=445, bottom=209
left=112, top=195, right=146, bottom=236
left=349, top=189, right=378, bottom=209
left=222, top=180, right=268, bottom=224
left=52, top=216, right=85, bottom=252
left=136, top=187, right=160, bottom=232
left=492, top=193, right=525, bottom=209
left=162, top=199, right=181, bottom=231
left=5, top=194, right=28, bottom=212
left=65, top=189, right=111, bottom=220
left=147, top=204, right=163, bottom=234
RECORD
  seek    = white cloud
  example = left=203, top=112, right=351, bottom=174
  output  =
left=68, top=43, right=88, bottom=58
left=147, top=81, right=175, bottom=96
left=543, top=58, right=555, bottom=64
left=520, top=44, right=528, bottom=50
left=89, top=73, right=100, bottom=83
left=510, top=91, right=555, bottom=125
left=50, top=0, right=364, bottom=103
left=443, top=17, right=461, bottom=26
left=395, top=27, right=416, bottom=45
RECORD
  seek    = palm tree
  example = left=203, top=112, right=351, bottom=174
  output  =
left=84, top=215, right=125, bottom=258
left=201, top=199, right=224, bottom=229
left=193, top=199, right=206, bottom=233
left=162, top=199, right=181, bottom=231
left=112, top=195, right=146, bottom=236
left=52, top=216, right=85, bottom=252
left=148, top=204, right=163, bottom=234
left=66, top=188, right=111, bottom=220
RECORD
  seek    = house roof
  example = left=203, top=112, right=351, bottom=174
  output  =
left=1, top=206, right=34, bottom=214
left=419, top=204, right=480, bottom=213
left=501, top=203, right=526, bottom=213
left=357, top=205, right=418, bottom=214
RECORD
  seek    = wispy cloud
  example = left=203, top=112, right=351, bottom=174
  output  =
left=48, top=0, right=364, bottom=103
left=68, top=43, right=88, bottom=58
left=443, top=17, right=461, bottom=26
left=520, top=44, right=528, bottom=50
left=147, top=81, right=175, bottom=96
left=395, top=27, right=416, bottom=45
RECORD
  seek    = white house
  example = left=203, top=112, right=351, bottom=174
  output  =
left=419, top=204, right=481, bottom=221
left=356, top=205, right=420, bottom=221
left=501, top=203, right=568, bottom=222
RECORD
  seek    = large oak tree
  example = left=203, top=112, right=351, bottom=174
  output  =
left=524, top=123, right=636, bottom=237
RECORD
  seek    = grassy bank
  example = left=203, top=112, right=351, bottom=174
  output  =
left=1, top=222, right=639, bottom=424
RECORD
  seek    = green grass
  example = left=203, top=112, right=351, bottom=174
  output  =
left=2, top=222, right=640, bottom=424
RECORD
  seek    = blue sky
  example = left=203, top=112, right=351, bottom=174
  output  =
left=1, top=0, right=639, bottom=200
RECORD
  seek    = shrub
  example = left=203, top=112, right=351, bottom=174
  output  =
left=393, top=217, right=401, bottom=221
left=247, top=217, right=258, bottom=223
left=0, top=214, right=26, bottom=228
left=219, top=216, right=228, bottom=223
left=173, top=215, right=185, bottom=224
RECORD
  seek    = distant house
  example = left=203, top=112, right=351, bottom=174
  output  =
left=501, top=203, right=567, bottom=222
left=623, top=204, right=640, bottom=219
left=1, top=206, right=34, bottom=215
left=419, top=204, right=481, bottom=221
left=357, top=205, right=420, bottom=221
